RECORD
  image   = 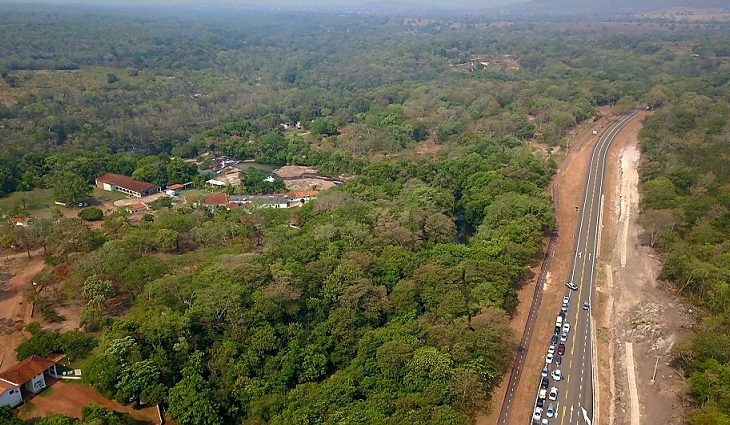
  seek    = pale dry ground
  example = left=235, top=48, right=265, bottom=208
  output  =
left=113, top=192, right=168, bottom=207
left=481, top=109, right=615, bottom=425
left=18, top=380, right=160, bottom=423
left=596, top=112, right=690, bottom=425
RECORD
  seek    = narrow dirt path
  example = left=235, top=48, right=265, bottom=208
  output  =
left=0, top=254, right=45, bottom=370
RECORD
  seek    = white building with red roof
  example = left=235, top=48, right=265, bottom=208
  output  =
left=0, top=355, right=59, bottom=408
left=96, top=173, right=160, bottom=198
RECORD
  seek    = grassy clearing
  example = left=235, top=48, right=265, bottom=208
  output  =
left=0, top=189, right=56, bottom=213
left=92, top=188, right=127, bottom=203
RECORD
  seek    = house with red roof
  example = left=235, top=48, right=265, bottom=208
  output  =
left=0, top=355, right=59, bottom=408
left=126, top=202, right=149, bottom=215
left=204, top=193, right=230, bottom=207
left=96, top=173, right=160, bottom=198
left=285, top=190, right=319, bottom=205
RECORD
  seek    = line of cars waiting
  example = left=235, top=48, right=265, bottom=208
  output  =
left=532, top=282, right=588, bottom=424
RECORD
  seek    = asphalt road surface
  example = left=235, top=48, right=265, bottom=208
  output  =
left=531, top=111, right=640, bottom=425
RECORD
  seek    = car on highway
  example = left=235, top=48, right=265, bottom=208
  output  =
left=557, top=343, right=566, bottom=355
left=563, top=323, right=571, bottom=333
left=566, top=282, right=578, bottom=290
left=546, top=404, right=556, bottom=418
left=546, top=353, right=554, bottom=364
left=551, top=334, right=558, bottom=345
left=548, top=345, right=555, bottom=354
left=541, top=367, right=549, bottom=378
left=555, top=355, right=562, bottom=365
left=551, top=369, right=562, bottom=381
left=541, top=377, right=549, bottom=389
left=583, top=301, right=590, bottom=310
left=549, top=387, right=558, bottom=400
left=533, top=407, right=543, bottom=422
left=560, top=332, right=568, bottom=342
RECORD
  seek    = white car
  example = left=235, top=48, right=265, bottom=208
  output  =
left=563, top=323, right=571, bottom=333
left=542, top=367, right=549, bottom=377
left=546, top=353, right=554, bottom=364
left=566, top=282, right=578, bottom=290
left=542, top=419, right=549, bottom=425
left=560, top=332, right=568, bottom=342
left=539, top=388, right=547, bottom=399
left=549, top=387, right=559, bottom=400
left=563, top=295, right=570, bottom=304
left=548, top=345, right=556, bottom=354
left=551, top=369, right=562, bottom=381
left=533, top=407, right=543, bottom=422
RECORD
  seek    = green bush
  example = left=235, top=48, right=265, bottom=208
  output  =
left=78, top=207, right=104, bottom=221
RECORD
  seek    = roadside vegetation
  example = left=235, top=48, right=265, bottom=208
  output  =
left=638, top=84, right=730, bottom=424
left=0, top=4, right=729, bottom=424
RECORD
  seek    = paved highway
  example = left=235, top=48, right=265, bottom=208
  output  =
left=532, top=111, right=639, bottom=425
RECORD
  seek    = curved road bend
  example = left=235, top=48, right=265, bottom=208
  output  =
left=497, top=111, right=640, bottom=425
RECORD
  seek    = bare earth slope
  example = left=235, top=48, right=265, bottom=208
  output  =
left=597, top=112, right=690, bottom=425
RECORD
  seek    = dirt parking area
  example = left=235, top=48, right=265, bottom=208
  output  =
left=113, top=192, right=167, bottom=207
left=17, top=380, right=159, bottom=423
left=597, top=112, right=690, bottom=425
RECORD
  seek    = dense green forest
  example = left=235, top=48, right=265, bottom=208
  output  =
left=1, top=4, right=730, bottom=425
left=638, top=80, right=730, bottom=423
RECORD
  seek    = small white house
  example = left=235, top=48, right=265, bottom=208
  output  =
left=0, top=355, right=58, bottom=408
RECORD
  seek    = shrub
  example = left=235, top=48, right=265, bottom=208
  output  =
left=78, top=207, right=104, bottom=221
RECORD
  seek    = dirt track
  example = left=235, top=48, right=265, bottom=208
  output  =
left=0, top=253, right=44, bottom=370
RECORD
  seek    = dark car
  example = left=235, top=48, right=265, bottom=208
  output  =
left=537, top=398, right=545, bottom=408
left=559, top=311, right=566, bottom=318
left=551, top=334, right=558, bottom=345
left=541, top=377, right=549, bottom=389
left=557, top=343, right=566, bottom=355
left=555, top=355, right=562, bottom=365
left=555, top=325, right=561, bottom=334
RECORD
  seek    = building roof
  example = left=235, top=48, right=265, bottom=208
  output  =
left=0, top=378, right=16, bottom=391
left=168, top=184, right=185, bottom=190
left=206, top=179, right=226, bottom=187
left=0, top=355, right=55, bottom=385
left=285, top=191, right=319, bottom=199
left=204, top=193, right=229, bottom=206
left=97, top=173, right=158, bottom=193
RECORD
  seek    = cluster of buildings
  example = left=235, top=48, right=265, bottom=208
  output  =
left=94, top=171, right=319, bottom=214
left=188, top=191, right=319, bottom=210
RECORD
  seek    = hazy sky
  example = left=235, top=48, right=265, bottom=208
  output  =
left=0, top=0, right=525, bottom=7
